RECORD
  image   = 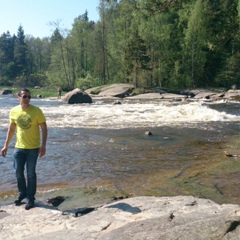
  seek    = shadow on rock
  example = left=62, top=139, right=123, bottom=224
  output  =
left=35, top=201, right=60, bottom=210
left=106, top=203, right=141, bottom=214
left=63, top=207, right=96, bottom=217
left=47, top=196, right=68, bottom=207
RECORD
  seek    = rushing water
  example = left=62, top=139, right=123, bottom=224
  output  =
left=0, top=95, right=240, bottom=204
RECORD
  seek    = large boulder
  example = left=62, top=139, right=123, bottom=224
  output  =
left=1, top=89, right=12, bottom=95
left=62, top=88, right=92, bottom=104
left=86, top=84, right=134, bottom=98
left=223, top=89, right=240, bottom=100
left=193, top=90, right=216, bottom=99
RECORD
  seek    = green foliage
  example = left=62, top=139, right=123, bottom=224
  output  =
left=0, top=0, right=239, bottom=90
left=131, top=87, right=147, bottom=96
left=215, top=52, right=240, bottom=87
left=124, top=29, right=151, bottom=87
left=75, top=73, right=100, bottom=90
left=28, top=86, right=63, bottom=98
left=14, top=73, right=48, bottom=87
left=90, top=88, right=102, bottom=95
left=0, top=76, right=13, bottom=86
left=14, top=26, right=28, bottom=77
left=183, top=0, right=207, bottom=87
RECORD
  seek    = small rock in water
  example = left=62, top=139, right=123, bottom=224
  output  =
left=163, top=136, right=169, bottom=140
left=145, top=131, right=153, bottom=136
left=223, top=151, right=238, bottom=157
left=113, top=100, right=122, bottom=105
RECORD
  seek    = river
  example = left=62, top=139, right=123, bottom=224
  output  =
left=0, top=95, right=240, bottom=205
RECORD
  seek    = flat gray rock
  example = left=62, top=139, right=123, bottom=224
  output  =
left=1, top=196, right=240, bottom=239
left=86, top=84, right=134, bottom=98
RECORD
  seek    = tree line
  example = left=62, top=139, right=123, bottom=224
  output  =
left=0, top=0, right=239, bottom=91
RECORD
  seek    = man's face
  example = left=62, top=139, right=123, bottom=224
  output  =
left=18, top=91, right=31, bottom=105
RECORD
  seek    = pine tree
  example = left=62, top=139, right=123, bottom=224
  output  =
left=14, top=25, right=28, bottom=78
left=125, top=30, right=150, bottom=87
left=0, top=32, right=17, bottom=84
left=183, top=0, right=207, bottom=87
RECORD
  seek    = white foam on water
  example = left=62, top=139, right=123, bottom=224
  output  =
left=0, top=98, right=239, bottom=129
left=39, top=101, right=239, bottom=129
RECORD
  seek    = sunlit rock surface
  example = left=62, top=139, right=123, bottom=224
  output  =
left=1, top=196, right=240, bottom=239
left=62, top=88, right=92, bottom=104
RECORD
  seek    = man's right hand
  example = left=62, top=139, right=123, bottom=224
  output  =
left=1, top=147, right=7, bottom=157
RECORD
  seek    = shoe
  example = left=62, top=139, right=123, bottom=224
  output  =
left=14, top=195, right=26, bottom=206
left=25, top=200, right=34, bottom=210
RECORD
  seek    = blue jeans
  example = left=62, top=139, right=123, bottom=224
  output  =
left=13, top=148, right=39, bottom=201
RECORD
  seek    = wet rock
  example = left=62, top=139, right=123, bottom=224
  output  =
left=47, top=196, right=68, bottom=207
left=113, top=100, right=122, bottom=105
left=145, top=131, right=153, bottom=136
left=224, top=151, right=239, bottom=158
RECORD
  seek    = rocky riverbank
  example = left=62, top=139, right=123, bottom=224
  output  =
left=1, top=85, right=239, bottom=239
left=85, top=84, right=240, bottom=102
left=1, top=84, right=240, bottom=102
left=1, top=196, right=240, bottom=239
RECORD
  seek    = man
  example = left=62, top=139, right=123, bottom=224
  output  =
left=1, top=88, right=48, bottom=210
left=57, top=87, right=62, bottom=99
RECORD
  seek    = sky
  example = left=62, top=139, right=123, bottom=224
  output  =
left=0, top=0, right=100, bottom=38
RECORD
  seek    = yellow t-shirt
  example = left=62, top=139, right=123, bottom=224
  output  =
left=10, top=105, right=46, bottom=149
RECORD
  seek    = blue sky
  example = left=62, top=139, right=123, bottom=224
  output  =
left=0, top=0, right=100, bottom=38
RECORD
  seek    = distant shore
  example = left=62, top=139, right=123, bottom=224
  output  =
left=1, top=84, right=240, bottom=102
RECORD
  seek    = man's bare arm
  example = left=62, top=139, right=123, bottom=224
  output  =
left=39, top=122, right=48, bottom=158
left=1, top=122, right=16, bottom=157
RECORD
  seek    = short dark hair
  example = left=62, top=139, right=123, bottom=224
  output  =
left=18, top=88, right=30, bottom=96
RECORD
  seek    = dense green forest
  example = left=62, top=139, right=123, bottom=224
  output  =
left=0, top=0, right=239, bottom=91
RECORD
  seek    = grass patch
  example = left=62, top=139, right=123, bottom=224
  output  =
left=0, top=86, right=65, bottom=98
